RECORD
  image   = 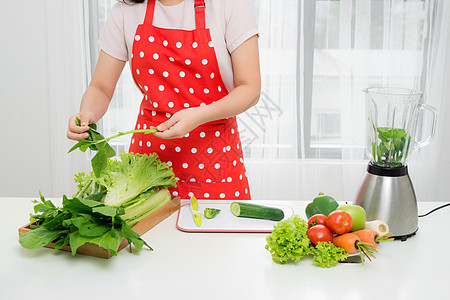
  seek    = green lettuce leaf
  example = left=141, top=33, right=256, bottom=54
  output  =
left=312, top=242, right=349, bottom=268
left=265, top=214, right=313, bottom=264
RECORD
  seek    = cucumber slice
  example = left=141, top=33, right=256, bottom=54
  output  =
left=230, top=202, right=284, bottom=221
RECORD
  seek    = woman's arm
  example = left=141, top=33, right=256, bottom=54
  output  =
left=67, top=50, right=126, bottom=141
left=154, top=35, right=261, bottom=139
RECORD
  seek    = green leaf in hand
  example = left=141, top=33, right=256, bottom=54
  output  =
left=70, top=117, right=159, bottom=177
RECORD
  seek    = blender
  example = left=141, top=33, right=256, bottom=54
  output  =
left=354, top=87, right=437, bottom=240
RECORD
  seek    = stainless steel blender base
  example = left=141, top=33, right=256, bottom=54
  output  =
left=354, top=163, right=418, bottom=240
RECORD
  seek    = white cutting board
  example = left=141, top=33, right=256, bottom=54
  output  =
left=176, top=200, right=295, bottom=233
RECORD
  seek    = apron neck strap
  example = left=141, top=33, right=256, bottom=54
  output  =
left=144, top=0, right=206, bottom=30
left=144, top=0, right=156, bottom=25
left=194, top=0, right=206, bottom=29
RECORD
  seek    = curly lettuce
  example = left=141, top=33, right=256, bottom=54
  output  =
left=312, top=242, right=349, bottom=268
left=99, top=152, right=177, bottom=207
left=265, top=214, right=313, bottom=264
left=73, top=152, right=177, bottom=227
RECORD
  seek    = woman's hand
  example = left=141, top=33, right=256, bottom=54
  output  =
left=153, top=107, right=206, bottom=139
left=67, top=111, right=96, bottom=141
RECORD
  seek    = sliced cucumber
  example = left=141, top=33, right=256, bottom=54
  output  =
left=230, top=202, right=284, bottom=221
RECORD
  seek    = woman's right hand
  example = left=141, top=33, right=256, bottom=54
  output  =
left=67, top=112, right=95, bottom=141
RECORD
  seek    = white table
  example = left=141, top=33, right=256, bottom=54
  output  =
left=1, top=198, right=449, bottom=300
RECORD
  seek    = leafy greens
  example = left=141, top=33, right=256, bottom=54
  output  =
left=312, top=242, right=349, bottom=268
left=19, top=192, right=152, bottom=256
left=21, top=131, right=177, bottom=256
left=372, top=126, right=411, bottom=167
left=265, top=215, right=312, bottom=264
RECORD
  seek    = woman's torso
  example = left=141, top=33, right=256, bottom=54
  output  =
left=99, top=0, right=258, bottom=93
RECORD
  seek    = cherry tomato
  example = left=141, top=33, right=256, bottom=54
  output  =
left=326, top=210, right=353, bottom=234
left=307, top=225, right=333, bottom=246
left=307, top=214, right=327, bottom=228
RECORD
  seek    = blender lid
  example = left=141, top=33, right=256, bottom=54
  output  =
left=367, top=161, right=409, bottom=177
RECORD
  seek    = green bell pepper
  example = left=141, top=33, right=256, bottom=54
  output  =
left=305, top=193, right=339, bottom=219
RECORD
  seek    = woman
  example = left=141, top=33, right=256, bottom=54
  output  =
left=67, top=0, right=261, bottom=200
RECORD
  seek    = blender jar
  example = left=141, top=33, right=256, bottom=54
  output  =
left=364, top=87, right=437, bottom=168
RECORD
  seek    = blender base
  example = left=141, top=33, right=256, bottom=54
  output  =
left=354, top=162, right=419, bottom=239
left=394, top=228, right=418, bottom=242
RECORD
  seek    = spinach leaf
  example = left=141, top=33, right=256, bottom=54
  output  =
left=79, top=223, right=111, bottom=237
left=53, top=234, right=70, bottom=250
left=42, top=212, right=70, bottom=231
left=92, top=206, right=120, bottom=218
left=122, top=223, right=153, bottom=251
left=69, top=228, right=124, bottom=256
left=21, top=193, right=153, bottom=256
left=19, top=227, right=65, bottom=250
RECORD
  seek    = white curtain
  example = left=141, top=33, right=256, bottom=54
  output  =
left=246, top=0, right=447, bottom=202
left=58, top=0, right=449, bottom=202
left=416, top=0, right=450, bottom=202
left=45, top=0, right=91, bottom=196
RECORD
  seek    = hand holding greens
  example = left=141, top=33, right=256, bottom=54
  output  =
left=69, top=117, right=158, bottom=177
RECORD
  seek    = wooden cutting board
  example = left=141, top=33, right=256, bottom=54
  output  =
left=176, top=200, right=295, bottom=233
left=18, top=196, right=180, bottom=259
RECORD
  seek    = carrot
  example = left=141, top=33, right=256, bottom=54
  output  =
left=332, top=233, right=360, bottom=254
left=353, top=229, right=380, bottom=248
left=333, top=232, right=378, bottom=264
left=353, top=229, right=394, bottom=248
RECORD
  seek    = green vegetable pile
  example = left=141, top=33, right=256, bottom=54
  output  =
left=265, top=214, right=348, bottom=268
left=19, top=192, right=151, bottom=256
left=20, top=121, right=178, bottom=256
left=75, top=152, right=177, bottom=226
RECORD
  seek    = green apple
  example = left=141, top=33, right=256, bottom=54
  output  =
left=338, top=204, right=366, bottom=231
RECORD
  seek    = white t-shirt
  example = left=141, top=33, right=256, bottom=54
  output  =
left=99, top=0, right=258, bottom=92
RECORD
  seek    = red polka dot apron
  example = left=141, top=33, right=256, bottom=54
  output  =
left=129, top=0, right=251, bottom=200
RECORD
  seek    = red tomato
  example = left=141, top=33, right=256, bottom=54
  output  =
left=307, top=214, right=327, bottom=228
left=326, top=210, right=353, bottom=234
left=307, top=225, right=333, bottom=246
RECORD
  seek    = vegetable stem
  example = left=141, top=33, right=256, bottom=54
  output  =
left=89, top=128, right=158, bottom=147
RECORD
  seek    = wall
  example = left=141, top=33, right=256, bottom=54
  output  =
left=0, top=1, right=53, bottom=197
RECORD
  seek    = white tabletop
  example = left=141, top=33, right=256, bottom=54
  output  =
left=1, top=197, right=449, bottom=300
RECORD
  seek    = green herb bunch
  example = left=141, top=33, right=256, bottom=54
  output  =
left=19, top=192, right=151, bottom=256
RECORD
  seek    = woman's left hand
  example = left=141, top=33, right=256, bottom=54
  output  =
left=153, top=106, right=205, bottom=139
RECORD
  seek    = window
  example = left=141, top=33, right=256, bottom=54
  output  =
left=86, top=0, right=430, bottom=162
